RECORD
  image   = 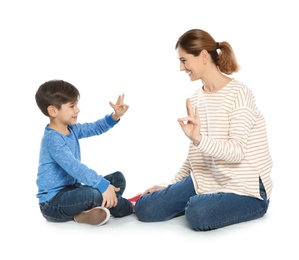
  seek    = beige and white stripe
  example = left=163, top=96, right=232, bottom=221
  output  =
left=171, top=79, right=273, bottom=200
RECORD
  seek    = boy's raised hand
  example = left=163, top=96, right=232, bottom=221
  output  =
left=109, top=94, right=129, bottom=121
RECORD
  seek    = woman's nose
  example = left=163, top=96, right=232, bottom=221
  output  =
left=180, top=63, right=185, bottom=71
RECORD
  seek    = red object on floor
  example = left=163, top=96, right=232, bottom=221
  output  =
left=128, top=194, right=142, bottom=203
left=128, top=194, right=142, bottom=213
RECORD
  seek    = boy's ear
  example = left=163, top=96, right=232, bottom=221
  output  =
left=47, top=105, right=58, bottom=117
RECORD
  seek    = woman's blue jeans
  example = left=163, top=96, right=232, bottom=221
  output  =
left=39, top=171, right=132, bottom=222
left=134, top=176, right=269, bottom=231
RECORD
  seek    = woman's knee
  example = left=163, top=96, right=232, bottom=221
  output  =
left=134, top=198, right=154, bottom=222
left=185, top=193, right=269, bottom=231
left=185, top=201, right=214, bottom=231
left=184, top=193, right=228, bottom=230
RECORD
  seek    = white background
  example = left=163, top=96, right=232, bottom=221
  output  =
left=1, top=0, right=298, bottom=259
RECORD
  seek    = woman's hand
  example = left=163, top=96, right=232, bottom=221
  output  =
left=177, top=99, right=202, bottom=146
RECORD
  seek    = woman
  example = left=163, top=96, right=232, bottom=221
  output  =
left=134, top=29, right=273, bottom=231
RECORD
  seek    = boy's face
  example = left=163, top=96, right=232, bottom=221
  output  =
left=56, top=100, right=80, bottom=125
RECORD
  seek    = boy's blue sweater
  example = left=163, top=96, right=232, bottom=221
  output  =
left=36, top=114, right=118, bottom=203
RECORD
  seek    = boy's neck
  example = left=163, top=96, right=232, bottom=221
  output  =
left=48, top=122, right=70, bottom=135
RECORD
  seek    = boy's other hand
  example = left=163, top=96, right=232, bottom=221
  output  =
left=101, top=185, right=120, bottom=209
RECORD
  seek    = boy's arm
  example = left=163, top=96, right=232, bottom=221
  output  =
left=74, top=114, right=118, bottom=139
left=47, top=133, right=110, bottom=193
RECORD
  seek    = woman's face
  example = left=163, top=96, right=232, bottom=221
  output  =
left=177, top=46, right=205, bottom=81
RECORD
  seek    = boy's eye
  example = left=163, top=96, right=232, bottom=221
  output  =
left=69, top=101, right=78, bottom=108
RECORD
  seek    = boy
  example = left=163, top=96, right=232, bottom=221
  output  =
left=35, top=79, right=133, bottom=226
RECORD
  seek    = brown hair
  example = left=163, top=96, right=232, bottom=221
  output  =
left=175, top=29, right=239, bottom=75
left=35, top=79, right=80, bottom=117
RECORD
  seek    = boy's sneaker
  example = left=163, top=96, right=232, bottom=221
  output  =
left=74, top=206, right=110, bottom=226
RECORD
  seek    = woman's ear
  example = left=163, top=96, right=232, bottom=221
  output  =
left=200, top=50, right=209, bottom=64
left=47, top=105, right=58, bottom=117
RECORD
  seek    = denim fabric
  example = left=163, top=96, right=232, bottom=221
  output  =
left=134, top=176, right=269, bottom=231
left=39, top=171, right=132, bottom=222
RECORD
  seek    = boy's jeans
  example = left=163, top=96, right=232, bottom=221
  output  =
left=39, top=171, right=132, bottom=222
left=135, top=175, right=269, bottom=231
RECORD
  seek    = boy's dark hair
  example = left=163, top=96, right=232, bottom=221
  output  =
left=35, top=79, right=80, bottom=117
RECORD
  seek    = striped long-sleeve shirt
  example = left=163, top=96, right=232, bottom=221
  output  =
left=171, top=79, right=272, bottom=200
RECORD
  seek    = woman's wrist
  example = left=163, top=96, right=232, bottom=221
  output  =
left=192, top=134, right=202, bottom=147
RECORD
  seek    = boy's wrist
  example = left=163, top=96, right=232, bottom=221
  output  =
left=111, top=113, right=120, bottom=122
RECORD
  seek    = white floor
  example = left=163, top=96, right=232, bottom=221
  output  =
left=1, top=1, right=298, bottom=259
left=3, top=185, right=297, bottom=260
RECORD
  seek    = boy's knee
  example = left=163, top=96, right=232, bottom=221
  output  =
left=112, top=171, right=126, bottom=183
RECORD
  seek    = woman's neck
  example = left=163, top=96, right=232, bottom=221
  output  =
left=202, top=74, right=232, bottom=93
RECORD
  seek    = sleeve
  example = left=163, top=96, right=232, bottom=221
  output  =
left=46, top=133, right=110, bottom=193
left=74, top=114, right=119, bottom=139
left=169, top=157, right=192, bottom=184
left=196, top=86, right=258, bottom=163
